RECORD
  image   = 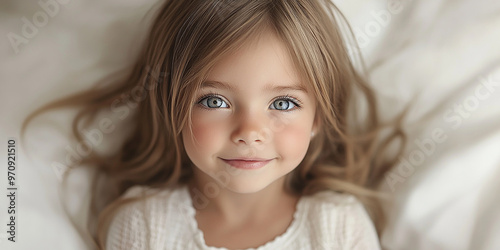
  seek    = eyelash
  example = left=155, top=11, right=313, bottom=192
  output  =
left=196, top=91, right=302, bottom=111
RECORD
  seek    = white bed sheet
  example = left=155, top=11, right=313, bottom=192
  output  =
left=334, top=0, right=500, bottom=249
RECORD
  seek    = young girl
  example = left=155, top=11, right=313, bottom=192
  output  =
left=22, top=0, right=405, bottom=249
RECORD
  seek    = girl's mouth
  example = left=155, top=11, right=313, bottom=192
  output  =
left=220, top=158, right=273, bottom=170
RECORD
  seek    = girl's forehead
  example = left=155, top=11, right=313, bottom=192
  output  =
left=206, top=33, right=302, bottom=83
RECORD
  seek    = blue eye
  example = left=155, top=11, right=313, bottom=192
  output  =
left=196, top=93, right=301, bottom=111
left=198, top=95, right=229, bottom=108
left=270, top=97, right=300, bottom=111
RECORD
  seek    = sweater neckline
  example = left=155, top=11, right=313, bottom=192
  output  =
left=177, top=184, right=308, bottom=250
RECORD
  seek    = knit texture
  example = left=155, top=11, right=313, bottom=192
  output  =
left=106, top=184, right=381, bottom=250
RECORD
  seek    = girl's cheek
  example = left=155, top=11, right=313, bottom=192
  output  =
left=274, top=124, right=310, bottom=162
left=190, top=110, right=229, bottom=151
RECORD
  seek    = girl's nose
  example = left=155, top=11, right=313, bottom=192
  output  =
left=231, top=111, right=271, bottom=145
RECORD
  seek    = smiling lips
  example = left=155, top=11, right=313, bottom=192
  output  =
left=221, top=158, right=273, bottom=170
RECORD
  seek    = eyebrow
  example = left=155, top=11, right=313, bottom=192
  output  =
left=201, top=80, right=308, bottom=93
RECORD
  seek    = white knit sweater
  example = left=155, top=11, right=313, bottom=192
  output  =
left=106, top=184, right=381, bottom=250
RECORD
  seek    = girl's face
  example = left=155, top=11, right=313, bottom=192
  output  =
left=182, top=30, right=318, bottom=194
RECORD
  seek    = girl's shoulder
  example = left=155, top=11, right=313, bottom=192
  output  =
left=117, top=184, right=187, bottom=210
left=304, top=190, right=373, bottom=226
left=302, top=190, right=381, bottom=249
left=305, top=190, right=363, bottom=209
left=106, top=185, right=191, bottom=249
left=303, top=190, right=372, bottom=227
left=108, top=184, right=189, bottom=226
left=121, top=184, right=181, bottom=198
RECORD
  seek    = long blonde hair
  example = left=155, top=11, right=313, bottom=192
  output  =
left=22, top=0, right=405, bottom=248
